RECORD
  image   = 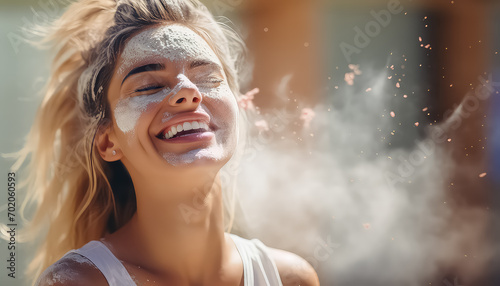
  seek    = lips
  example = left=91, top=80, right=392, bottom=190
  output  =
left=156, top=113, right=212, bottom=140
left=161, top=120, right=210, bottom=139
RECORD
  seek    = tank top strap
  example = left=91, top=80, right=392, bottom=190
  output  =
left=229, top=234, right=283, bottom=286
left=66, top=240, right=136, bottom=286
left=65, top=235, right=282, bottom=286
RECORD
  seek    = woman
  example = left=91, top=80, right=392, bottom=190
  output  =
left=15, top=0, right=319, bottom=285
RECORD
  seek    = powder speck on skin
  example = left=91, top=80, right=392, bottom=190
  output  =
left=37, top=253, right=95, bottom=285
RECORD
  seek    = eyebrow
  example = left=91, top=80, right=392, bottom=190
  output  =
left=121, top=60, right=222, bottom=86
left=121, top=63, right=165, bottom=85
left=190, top=60, right=219, bottom=69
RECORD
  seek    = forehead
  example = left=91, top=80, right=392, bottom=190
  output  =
left=117, top=24, right=221, bottom=75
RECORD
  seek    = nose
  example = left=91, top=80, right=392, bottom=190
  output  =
left=167, top=74, right=202, bottom=109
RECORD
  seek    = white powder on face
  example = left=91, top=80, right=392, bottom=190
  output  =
left=118, top=24, right=222, bottom=76
left=161, top=89, right=239, bottom=167
left=197, top=80, right=226, bottom=100
left=115, top=90, right=169, bottom=134
left=114, top=74, right=199, bottom=134
left=113, top=23, right=238, bottom=165
left=168, top=74, right=197, bottom=104
left=114, top=24, right=226, bottom=135
left=162, top=145, right=226, bottom=166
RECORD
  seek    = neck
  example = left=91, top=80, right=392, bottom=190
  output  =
left=110, top=166, right=231, bottom=283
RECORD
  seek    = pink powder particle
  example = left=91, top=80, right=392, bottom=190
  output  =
left=388, top=76, right=393, bottom=79
left=344, top=72, right=355, bottom=85
left=479, top=173, right=487, bottom=178
left=238, top=88, right=259, bottom=111
left=396, top=82, right=401, bottom=88
left=390, top=65, right=395, bottom=70
left=447, top=138, right=452, bottom=142
left=422, top=107, right=428, bottom=112
left=348, top=64, right=362, bottom=75
left=403, top=94, right=408, bottom=98
left=363, top=223, right=371, bottom=230
left=255, top=119, right=269, bottom=132
left=414, top=122, right=420, bottom=127
left=425, top=44, right=431, bottom=49
left=419, top=36, right=423, bottom=42
left=300, top=108, right=316, bottom=128
left=390, top=111, right=396, bottom=118
left=365, top=88, right=372, bottom=92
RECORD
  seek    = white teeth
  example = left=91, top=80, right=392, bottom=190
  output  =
left=183, top=122, right=192, bottom=131
left=163, top=121, right=209, bottom=139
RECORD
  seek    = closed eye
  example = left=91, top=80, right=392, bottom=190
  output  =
left=197, top=78, right=224, bottom=86
left=135, top=85, right=163, bottom=93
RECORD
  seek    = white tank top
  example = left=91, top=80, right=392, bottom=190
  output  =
left=64, top=233, right=283, bottom=286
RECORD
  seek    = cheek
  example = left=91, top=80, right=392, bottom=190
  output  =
left=226, top=91, right=239, bottom=127
left=209, top=99, right=239, bottom=137
left=228, top=96, right=239, bottom=126
left=205, top=84, right=238, bottom=118
left=114, top=100, right=143, bottom=134
left=217, top=93, right=240, bottom=145
left=114, top=92, right=168, bottom=134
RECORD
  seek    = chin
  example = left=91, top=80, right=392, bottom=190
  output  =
left=161, top=145, right=233, bottom=169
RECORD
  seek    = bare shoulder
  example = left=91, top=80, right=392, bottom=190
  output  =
left=35, top=253, right=107, bottom=286
left=266, top=247, right=320, bottom=286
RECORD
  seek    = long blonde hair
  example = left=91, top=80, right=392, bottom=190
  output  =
left=7, top=0, right=245, bottom=283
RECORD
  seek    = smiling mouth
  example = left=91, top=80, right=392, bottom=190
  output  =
left=157, top=120, right=211, bottom=140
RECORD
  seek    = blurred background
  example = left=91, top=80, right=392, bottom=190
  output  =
left=0, top=0, right=499, bottom=285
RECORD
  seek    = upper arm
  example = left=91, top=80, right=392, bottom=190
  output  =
left=267, top=247, right=320, bottom=286
left=35, top=253, right=108, bottom=286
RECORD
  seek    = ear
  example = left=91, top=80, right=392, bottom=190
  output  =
left=95, top=121, right=122, bottom=162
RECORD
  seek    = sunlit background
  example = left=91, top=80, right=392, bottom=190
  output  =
left=1, top=0, right=499, bottom=285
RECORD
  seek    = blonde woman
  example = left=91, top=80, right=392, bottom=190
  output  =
left=12, top=0, right=319, bottom=285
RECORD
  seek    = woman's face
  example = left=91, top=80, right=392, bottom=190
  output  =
left=104, top=24, right=239, bottom=176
